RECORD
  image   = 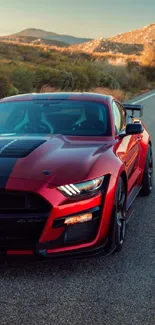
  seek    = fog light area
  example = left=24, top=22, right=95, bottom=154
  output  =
left=64, top=213, right=93, bottom=225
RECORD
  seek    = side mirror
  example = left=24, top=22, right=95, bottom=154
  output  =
left=126, top=123, right=143, bottom=135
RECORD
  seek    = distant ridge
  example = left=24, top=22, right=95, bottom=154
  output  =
left=4, top=28, right=93, bottom=45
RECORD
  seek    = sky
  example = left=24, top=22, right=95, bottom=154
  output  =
left=0, top=0, right=155, bottom=39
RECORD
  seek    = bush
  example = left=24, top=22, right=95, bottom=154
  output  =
left=7, top=84, right=19, bottom=96
left=0, top=73, right=18, bottom=98
left=70, top=67, right=90, bottom=90
left=11, top=67, right=35, bottom=93
left=126, top=60, right=141, bottom=72
left=59, top=71, right=75, bottom=90
left=126, top=72, right=148, bottom=91
left=0, top=74, right=11, bottom=98
left=82, top=64, right=100, bottom=88
left=35, top=67, right=61, bottom=91
left=99, top=72, right=120, bottom=89
left=141, top=66, right=155, bottom=82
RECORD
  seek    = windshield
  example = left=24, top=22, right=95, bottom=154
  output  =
left=0, top=99, right=111, bottom=136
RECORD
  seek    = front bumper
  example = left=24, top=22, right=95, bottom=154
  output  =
left=1, top=175, right=117, bottom=258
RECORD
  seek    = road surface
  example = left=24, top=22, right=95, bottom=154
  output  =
left=0, top=91, right=155, bottom=325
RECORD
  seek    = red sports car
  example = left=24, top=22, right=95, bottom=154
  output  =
left=0, top=92, right=152, bottom=258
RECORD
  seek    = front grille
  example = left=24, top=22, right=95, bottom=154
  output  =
left=0, top=214, right=48, bottom=249
left=0, top=190, right=51, bottom=249
left=0, top=190, right=50, bottom=213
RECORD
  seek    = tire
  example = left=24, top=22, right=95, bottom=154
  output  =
left=141, top=144, right=153, bottom=196
left=112, top=178, right=126, bottom=252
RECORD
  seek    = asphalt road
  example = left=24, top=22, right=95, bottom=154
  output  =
left=0, top=91, right=155, bottom=325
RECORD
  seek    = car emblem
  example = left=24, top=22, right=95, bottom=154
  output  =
left=42, top=170, right=51, bottom=175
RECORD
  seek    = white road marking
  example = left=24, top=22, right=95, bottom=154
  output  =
left=132, top=91, right=155, bottom=104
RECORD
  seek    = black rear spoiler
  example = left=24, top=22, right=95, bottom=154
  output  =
left=123, top=103, right=143, bottom=118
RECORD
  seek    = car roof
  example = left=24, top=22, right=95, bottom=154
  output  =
left=0, top=92, right=113, bottom=105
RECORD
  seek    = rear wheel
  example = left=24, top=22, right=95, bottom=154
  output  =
left=141, top=144, right=153, bottom=196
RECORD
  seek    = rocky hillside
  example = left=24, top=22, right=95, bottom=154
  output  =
left=67, top=23, right=155, bottom=54
left=109, top=23, right=155, bottom=44
left=68, top=38, right=143, bottom=55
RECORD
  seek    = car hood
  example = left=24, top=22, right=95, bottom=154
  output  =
left=0, top=134, right=114, bottom=186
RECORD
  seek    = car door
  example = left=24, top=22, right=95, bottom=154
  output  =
left=112, top=101, right=141, bottom=190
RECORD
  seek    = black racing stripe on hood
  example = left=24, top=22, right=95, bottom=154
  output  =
left=0, top=158, right=17, bottom=188
left=0, top=139, right=46, bottom=158
left=0, top=138, right=46, bottom=188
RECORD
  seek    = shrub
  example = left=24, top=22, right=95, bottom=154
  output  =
left=141, top=66, right=155, bottom=82
left=126, top=60, right=141, bottom=72
left=70, top=67, right=90, bottom=90
left=126, top=72, right=148, bottom=91
left=98, top=72, right=120, bottom=89
left=35, top=67, right=60, bottom=91
left=0, top=74, right=11, bottom=98
left=81, top=63, right=100, bottom=88
left=59, top=71, right=75, bottom=90
left=11, top=67, right=35, bottom=93
left=7, top=84, right=19, bottom=96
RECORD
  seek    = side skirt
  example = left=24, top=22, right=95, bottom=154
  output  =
left=125, top=185, right=142, bottom=223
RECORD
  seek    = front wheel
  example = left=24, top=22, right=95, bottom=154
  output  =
left=112, top=178, right=126, bottom=252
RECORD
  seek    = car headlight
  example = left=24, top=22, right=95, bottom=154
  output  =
left=57, top=176, right=104, bottom=197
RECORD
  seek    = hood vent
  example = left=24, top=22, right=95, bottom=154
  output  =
left=0, top=139, right=46, bottom=158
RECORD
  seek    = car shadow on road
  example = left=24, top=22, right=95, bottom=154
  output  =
left=0, top=249, right=121, bottom=280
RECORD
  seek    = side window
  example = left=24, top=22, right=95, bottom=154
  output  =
left=112, top=101, right=126, bottom=134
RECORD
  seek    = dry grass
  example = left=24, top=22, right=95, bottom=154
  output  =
left=39, top=85, right=129, bottom=102
left=0, top=39, right=63, bottom=52
left=91, top=87, right=129, bottom=101
left=40, top=85, right=61, bottom=92
left=91, top=52, right=139, bottom=61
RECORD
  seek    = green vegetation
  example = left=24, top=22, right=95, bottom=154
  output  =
left=0, top=41, right=154, bottom=99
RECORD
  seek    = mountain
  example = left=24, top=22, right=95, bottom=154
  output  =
left=5, top=28, right=93, bottom=45
left=68, top=23, right=155, bottom=54
left=109, top=23, right=155, bottom=45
